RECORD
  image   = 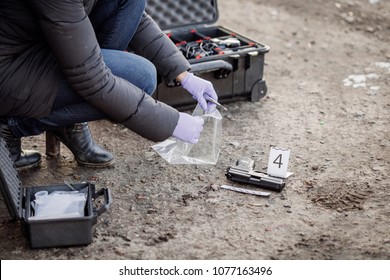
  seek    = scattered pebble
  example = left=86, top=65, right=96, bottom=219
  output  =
left=355, top=111, right=365, bottom=117
left=228, top=141, right=240, bottom=148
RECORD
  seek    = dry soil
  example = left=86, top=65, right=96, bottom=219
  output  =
left=0, top=0, right=389, bottom=260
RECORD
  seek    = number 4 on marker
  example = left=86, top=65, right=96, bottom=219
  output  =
left=267, top=147, right=290, bottom=178
left=273, top=154, right=283, bottom=168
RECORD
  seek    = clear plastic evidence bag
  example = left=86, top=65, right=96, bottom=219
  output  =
left=152, top=104, right=222, bottom=165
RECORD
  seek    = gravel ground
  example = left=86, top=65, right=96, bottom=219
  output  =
left=0, top=0, right=389, bottom=260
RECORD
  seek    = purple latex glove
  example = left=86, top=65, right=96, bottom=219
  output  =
left=181, top=72, right=218, bottom=112
left=172, top=113, right=204, bottom=144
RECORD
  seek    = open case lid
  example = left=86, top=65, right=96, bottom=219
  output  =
left=145, top=0, right=218, bottom=31
left=0, top=135, right=22, bottom=220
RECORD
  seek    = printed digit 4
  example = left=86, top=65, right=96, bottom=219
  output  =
left=267, top=147, right=290, bottom=178
left=273, top=154, right=283, bottom=168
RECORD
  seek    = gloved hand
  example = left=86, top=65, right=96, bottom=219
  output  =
left=180, top=72, right=218, bottom=112
left=172, top=113, right=204, bottom=144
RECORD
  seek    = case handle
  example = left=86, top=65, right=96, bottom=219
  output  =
left=190, top=60, right=233, bottom=76
left=93, top=187, right=112, bottom=216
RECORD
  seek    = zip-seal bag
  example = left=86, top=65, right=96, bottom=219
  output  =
left=152, top=104, right=222, bottom=164
left=30, top=189, right=87, bottom=220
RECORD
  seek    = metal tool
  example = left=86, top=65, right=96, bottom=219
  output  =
left=220, top=185, right=270, bottom=197
left=206, top=96, right=228, bottom=111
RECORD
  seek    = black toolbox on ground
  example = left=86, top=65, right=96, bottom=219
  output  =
left=145, top=0, right=270, bottom=110
left=0, top=135, right=111, bottom=249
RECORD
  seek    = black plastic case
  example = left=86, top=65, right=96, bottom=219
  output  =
left=145, top=0, right=270, bottom=110
left=0, top=135, right=111, bottom=249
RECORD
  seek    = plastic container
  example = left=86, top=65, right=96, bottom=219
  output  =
left=144, top=0, right=270, bottom=110
left=0, top=135, right=112, bottom=249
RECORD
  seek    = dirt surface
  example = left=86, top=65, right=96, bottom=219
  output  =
left=1, top=0, right=389, bottom=260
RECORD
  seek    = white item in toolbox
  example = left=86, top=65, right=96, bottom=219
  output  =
left=31, top=190, right=87, bottom=220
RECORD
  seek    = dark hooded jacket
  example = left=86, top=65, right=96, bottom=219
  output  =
left=0, top=0, right=190, bottom=141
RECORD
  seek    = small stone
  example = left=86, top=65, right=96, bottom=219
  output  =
left=147, top=208, right=158, bottom=214
left=228, top=141, right=240, bottom=148
left=114, top=247, right=126, bottom=256
left=355, top=111, right=365, bottom=117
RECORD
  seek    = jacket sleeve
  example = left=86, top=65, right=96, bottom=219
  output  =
left=128, top=12, right=191, bottom=83
left=28, top=0, right=179, bottom=142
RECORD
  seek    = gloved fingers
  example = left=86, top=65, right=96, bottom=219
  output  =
left=198, top=98, right=208, bottom=112
left=172, top=113, right=204, bottom=144
left=203, top=89, right=218, bottom=112
left=188, top=116, right=204, bottom=143
left=190, top=90, right=208, bottom=112
left=181, top=72, right=219, bottom=111
left=194, top=116, right=204, bottom=133
left=204, top=87, right=218, bottom=102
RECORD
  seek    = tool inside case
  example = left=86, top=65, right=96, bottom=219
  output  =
left=145, top=0, right=270, bottom=110
left=167, top=28, right=260, bottom=61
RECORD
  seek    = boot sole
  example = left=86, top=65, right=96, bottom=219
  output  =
left=15, top=159, right=41, bottom=172
left=76, top=159, right=115, bottom=168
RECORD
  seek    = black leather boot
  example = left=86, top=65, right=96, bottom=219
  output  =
left=48, top=122, right=114, bottom=168
left=0, top=124, right=41, bottom=171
